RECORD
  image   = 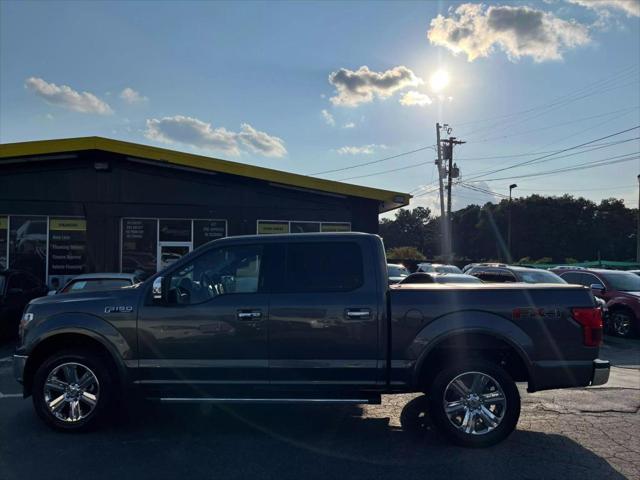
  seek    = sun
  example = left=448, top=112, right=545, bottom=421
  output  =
left=430, top=69, right=450, bottom=92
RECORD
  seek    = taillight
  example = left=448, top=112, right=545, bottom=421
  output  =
left=571, top=307, right=603, bottom=347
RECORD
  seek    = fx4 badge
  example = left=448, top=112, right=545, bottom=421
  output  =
left=104, top=305, right=133, bottom=314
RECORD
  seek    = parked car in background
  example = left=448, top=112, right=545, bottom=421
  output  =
left=387, top=263, right=410, bottom=284
left=399, top=272, right=482, bottom=285
left=553, top=268, right=640, bottom=338
left=461, top=263, right=507, bottom=273
left=0, top=269, right=48, bottom=338
left=467, top=265, right=567, bottom=284
left=417, top=263, right=462, bottom=274
left=56, top=273, right=142, bottom=294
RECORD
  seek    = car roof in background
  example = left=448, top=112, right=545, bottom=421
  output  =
left=67, top=273, right=139, bottom=280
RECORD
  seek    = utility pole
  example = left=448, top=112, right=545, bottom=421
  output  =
left=435, top=123, right=447, bottom=260
left=637, top=174, right=640, bottom=263
left=508, top=183, right=518, bottom=262
left=441, top=136, right=465, bottom=262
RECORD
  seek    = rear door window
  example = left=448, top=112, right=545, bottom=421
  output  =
left=282, top=242, right=364, bottom=293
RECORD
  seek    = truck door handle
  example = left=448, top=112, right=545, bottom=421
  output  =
left=345, top=309, right=371, bottom=320
left=237, top=310, right=262, bottom=320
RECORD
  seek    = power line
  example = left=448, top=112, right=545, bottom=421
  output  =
left=462, top=136, right=640, bottom=178
left=456, top=65, right=639, bottom=135
left=309, top=145, right=435, bottom=176
left=470, top=152, right=640, bottom=183
left=462, top=125, right=640, bottom=183
left=337, top=159, right=433, bottom=181
left=467, top=105, right=639, bottom=145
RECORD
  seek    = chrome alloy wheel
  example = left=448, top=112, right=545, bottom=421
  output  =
left=611, top=312, right=632, bottom=337
left=443, top=371, right=507, bottom=436
left=44, top=362, right=100, bottom=423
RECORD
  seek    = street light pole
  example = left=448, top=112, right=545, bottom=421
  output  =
left=508, top=183, right=517, bottom=262
left=637, top=174, right=639, bottom=264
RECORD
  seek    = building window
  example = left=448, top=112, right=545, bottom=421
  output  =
left=0, top=216, right=7, bottom=270
left=121, top=218, right=158, bottom=277
left=121, top=218, right=227, bottom=277
left=48, top=217, right=88, bottom=288
left=257, top=220, right=350, bottom=235
left=8, top=216, right=47, bottom=282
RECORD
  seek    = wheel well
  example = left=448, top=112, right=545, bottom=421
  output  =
left=417, top=333, right=530, bottom=390
left=608, top=304, right=635, bottom=317
left=23, top=333, right=120, bottom=397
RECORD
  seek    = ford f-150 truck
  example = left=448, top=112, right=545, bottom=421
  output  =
left=13, top=233, right=609, bottom=447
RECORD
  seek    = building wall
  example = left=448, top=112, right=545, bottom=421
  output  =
left=0, top=150, right=379, bottom=283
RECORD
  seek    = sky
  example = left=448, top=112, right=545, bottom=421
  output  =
left=1, top=0, right=639, bottom=216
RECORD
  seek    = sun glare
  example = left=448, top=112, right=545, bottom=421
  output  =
left=430, top=70, right=450, bottom=92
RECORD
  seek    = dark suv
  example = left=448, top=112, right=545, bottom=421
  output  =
left=553, top=268, right=640, bottom=338
left=0, top=270, right=48, bottom=339
left=466, top=265, right=566, bottom=284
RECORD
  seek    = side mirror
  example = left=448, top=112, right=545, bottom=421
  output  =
left=152, top=277, right=165, bottom=302
left=590, top=283, right=606, bottom=295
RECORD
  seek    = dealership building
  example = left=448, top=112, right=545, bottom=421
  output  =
left=0, top=136, right=409, bottom=287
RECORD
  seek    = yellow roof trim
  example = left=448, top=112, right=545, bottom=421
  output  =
left=0, top=136, right=411, bottom=213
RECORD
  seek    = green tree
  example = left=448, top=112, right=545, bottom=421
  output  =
left=386, top=246, right=426, bottom=261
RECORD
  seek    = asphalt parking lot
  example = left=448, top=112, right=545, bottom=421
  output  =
left=0, top=337, right=638, bottom=480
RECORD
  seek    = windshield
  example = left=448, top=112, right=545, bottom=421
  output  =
left=388, top=265, right=409, bottom=277
left=518, top=270, right=567, bottom=284
left=601, top=271, right=640, bottom=291
left=61, top=278, right=132, bottom=293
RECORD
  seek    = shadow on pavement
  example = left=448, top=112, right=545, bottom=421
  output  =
left=0, top=395, right=626, bottom=480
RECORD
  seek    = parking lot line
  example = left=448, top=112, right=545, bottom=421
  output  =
left=0, top=392, right=22, bottom=399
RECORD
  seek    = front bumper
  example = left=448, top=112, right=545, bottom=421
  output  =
left=591, top=359, right=610, bottom=386
left=13, top=355, right=27, bottom=385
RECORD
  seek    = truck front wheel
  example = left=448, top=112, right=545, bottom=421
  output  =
left=427, top=361, right=520, bottom=447
left=32, top=349, right=114, bottom=431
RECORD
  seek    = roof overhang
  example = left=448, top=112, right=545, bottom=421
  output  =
left=0, top=136, right=411, bottom=213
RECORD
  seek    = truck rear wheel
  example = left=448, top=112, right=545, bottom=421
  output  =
left=32, top=349, right=114, bottom=432
left=427, top=361, right=520, bottom=447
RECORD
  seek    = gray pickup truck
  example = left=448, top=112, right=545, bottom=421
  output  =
left=13, top=233, right=609, bottom=447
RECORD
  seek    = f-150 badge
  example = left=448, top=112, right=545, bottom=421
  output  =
left=104, top=306, right=133, bottom=313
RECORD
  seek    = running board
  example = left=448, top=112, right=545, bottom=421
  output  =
left=157, top=397, right=380, bottom=405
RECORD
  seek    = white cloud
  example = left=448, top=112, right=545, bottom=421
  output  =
left=144, top=115, right=287, bottom=157
left=120, top=87, right=148, bottom=104
left=145, top=115, right=239, bottom=155
left=237, top=123, right=287, bottom=158
left=343, top=122, right=356, bottom=128
left=399, top=90, right=433, bottom=107
left=567, top=0, right=640, bottom=17
left=427, top=3, right=590, bottom=62
left=336, top=144, right=387, bottom=155
left=328, top=65, right=423, bottom=107
left=25, top=77, right=113, bottom=114
left=321, top=109, right=335, bottom=126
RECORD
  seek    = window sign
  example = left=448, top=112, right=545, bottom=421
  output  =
left=257, top=220, right=289, bottom=235
left=9, top=216, right=47, bottom=281
left=193, top=220, right=227, bottom=248
left=0, top=216, right=7, bottom=270
left=159, top=219, right=191, bottom=242
left=320, top=222, right=351, bottom=232
left=290, top=222, right=320, bottom=233
left=122, top=219, right=157, bottom=276
left=48, top=218, right=87, bottom=282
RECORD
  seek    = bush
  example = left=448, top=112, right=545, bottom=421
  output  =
left=387, top=246, right=426, bottom=261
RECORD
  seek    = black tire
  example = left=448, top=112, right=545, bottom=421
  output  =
left=427, top=361, right=520, bottom=448
left=32, top=349, right=114, bottom=432
left=610, top=310, right=637, bottom=338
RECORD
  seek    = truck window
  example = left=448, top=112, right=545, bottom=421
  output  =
left=283, top=242, right=363, bottom=293
left=167, top=244, right=263, bottom=304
